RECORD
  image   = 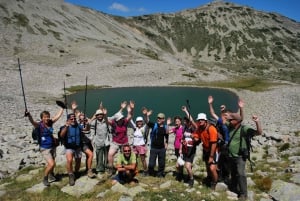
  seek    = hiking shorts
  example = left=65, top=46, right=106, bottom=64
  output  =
left=82, top=142, right=94, bottom=152
left=109, top=142, right=123, bottom=153
left=40, top=147, right=56, bottom=161
left=65, top=147, right=82, bottom=159
left=133, top=145, right=147, bottom=155
left=203, top=150, right=219, bottom=165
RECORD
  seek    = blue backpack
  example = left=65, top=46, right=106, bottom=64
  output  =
left=150, top=123, right=167, bottom=141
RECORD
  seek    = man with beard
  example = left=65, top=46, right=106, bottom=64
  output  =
left=60, top=113, right=90, bottom=186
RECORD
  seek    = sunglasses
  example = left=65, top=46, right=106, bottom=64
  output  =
left=123, top=150, right=131, bottom=153
left=69, top=118, right=76, bottom=121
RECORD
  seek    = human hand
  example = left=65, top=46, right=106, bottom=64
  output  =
left=252, top=115, right=259, bottom=122
left=71, top=101, right=77, bottom=110
left=24, top=110, right=30, bottom=117
left=181, top=106, right=187, bottom=111
left=208, top=95, right=213, bottom=104
left=129, top=100, right=135, bottom=109
left=99, top=101, right=103, bottom=109
left=120, top=101, right=127, bottom=109
left=238, top=99, right=245, bottom=108
left=167, top=117, right=172, bottom=125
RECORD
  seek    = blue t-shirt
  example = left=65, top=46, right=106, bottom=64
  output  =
left=39, top=122, right=54, bottom=149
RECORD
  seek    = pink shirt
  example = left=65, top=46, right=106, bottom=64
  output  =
left=171, top=125, right=184, bottom=149
left=111, top=119, right=129, bottom=144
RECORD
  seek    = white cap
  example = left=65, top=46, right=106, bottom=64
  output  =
left=95, top=109, right=104, bottom=115
left=115, top=113, right=124, bottom=121
left=196, top=113, right=207, bottom=121
left=135, top=116, right=143, bottom=122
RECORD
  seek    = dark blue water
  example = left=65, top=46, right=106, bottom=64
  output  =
left=67, top=87, right=239, bottom=121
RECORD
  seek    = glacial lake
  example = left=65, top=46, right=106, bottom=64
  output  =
left=67, top=87, right=239, bottom=121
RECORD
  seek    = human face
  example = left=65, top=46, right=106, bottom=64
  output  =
left=197, top=119, right=206, bottom=128
left=68, top=115, right=76, bottom=125
left=174, top=118, right=181, bottom=127
left=41, top=114, right=50, bottom=124
left=136, top=121, right=143, bottom=128
left=123, top=147, right=131, bottom=157
left=157, top=117, right=165, bottom=125
left=96, top=113, right=104, bottom=120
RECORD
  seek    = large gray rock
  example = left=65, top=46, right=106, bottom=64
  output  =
left=269, top=180, right=300, bottom=201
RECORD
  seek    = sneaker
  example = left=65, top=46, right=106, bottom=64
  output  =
left=43, top=176, right=50, bottom=187
left=69, top=173, right=75, bottom=186
left=87, top=169, right=96, bottom=178
left=188, top=178, right=194, bottom=187
left=48, top=173, right=57, bottom=183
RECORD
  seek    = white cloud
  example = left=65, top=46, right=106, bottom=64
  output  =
left=109, top=2, right=129, bottom=12
left=137, top=7, right=146, bottom=12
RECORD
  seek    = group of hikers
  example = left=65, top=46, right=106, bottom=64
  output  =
left=25, top=95, right=262, bottom=201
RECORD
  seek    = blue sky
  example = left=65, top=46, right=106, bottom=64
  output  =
left=65, top=0, right=300, bottom=22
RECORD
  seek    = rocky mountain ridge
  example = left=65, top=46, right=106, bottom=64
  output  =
left=0, top=0, right=299, bottom=82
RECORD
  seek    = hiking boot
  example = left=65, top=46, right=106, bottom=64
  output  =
left=188, top=178, right=194, bottom=187
left=176, top=173, right=183, bottom=182
left=48, top=173, right=57, bottom=183
left=69, top=173, right=75, bottom=186
left=43, top=176, right=50, bottom=187
left=142, top=171, right=149, bottom=177
left=87, top=169, right=96, bottom=178
left=210, top=182, right=217, bottom=191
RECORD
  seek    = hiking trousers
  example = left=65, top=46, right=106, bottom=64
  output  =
left=228, top=156, right=247, bottom=197
left=148, top=147, right=166, bottom=177
left=95, top=145, right=108, bottom=172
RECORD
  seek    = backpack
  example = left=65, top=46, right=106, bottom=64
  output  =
left=239, top=126, right=255, bottom=171
left=206, top=122, right=224, bottom=148
left=150, top=122, right=167, bottom=142
left=32, top=126, right=41, bottom=144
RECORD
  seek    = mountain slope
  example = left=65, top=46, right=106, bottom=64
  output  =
left=119, top=1, right=300, bottom=82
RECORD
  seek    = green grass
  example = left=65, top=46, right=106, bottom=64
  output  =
left=66, top=85, right=111, bottom=93
left=171, top=77, right=285, bottom=92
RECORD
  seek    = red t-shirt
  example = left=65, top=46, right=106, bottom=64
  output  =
left=111, top=119, right=129, bottom=144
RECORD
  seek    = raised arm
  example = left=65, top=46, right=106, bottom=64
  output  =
left=25, top=111, right=39, bottom=128
left=51, top=108, right=64, bottom=123
left=252, top=115, right=262, bottom=135
left=208, top=95, right=219, bottom=120
left=142, top=107, right=152, bottom=123
left=181, top=106, right=197, bottom=129
left=238, top=98, right=244, bottom=121
left=126, top=100, right=134, bottom=121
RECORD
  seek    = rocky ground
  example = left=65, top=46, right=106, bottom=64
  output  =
left=0, top=53, right=299, bottom=200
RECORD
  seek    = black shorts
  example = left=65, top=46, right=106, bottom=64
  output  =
left=82, top=142, right=94, bottom=152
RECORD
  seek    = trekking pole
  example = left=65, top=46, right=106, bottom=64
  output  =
left=83, top=76, right=88, bottom=119
left=18, top=58, right=28, bottom=114
left=63, top=80, right=68, bottom=116
left=186, top=99, right=191, bottom=120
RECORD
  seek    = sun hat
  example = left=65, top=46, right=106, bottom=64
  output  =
left=95, top=109, right=104, bottom=115
left=115, top=113, right=124, bottom=121
left=196, top=113, right=207, bottom=121
left=135, top=116, right=143, bottom=122
left=157, top=113, right=165, bottom=119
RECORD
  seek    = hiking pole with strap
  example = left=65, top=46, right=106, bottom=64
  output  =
left=186, top=99, right=191, bottom=120
left=83, top=76, right=88, bottom=125
left=18, top=58, right=28, bottom=115
left=63, top=80, right=68, bottom=116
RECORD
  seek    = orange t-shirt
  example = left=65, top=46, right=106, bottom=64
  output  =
left=194, top=125, right=218, bottom=152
